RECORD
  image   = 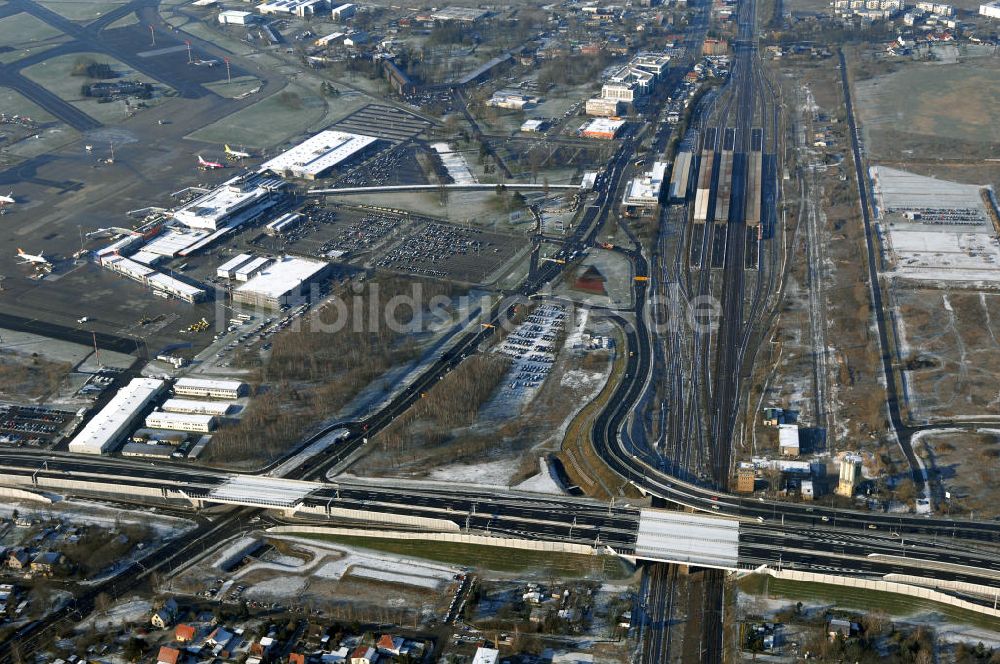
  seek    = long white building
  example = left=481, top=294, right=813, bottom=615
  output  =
left=68, top=378, right=167, bottom=454
left=146, top=411, right=217, bottom=433
left=101, top=255, right=207, bottom=303
left=161, top=398, right=234, bottom=416
left=259, top=130, right=379, bottom=180
left=175, top=377, right=246, bottom=399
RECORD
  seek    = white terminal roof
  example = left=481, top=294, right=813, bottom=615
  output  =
left=634, top=509, right=740, bottom=569
left=162, top=398, right=234, bottom=416
left=146, top=411, right=216, bottom=428
left=584, top=118, right=626, bottom=134
left=176, top=376, right=246, bottom=392
left=129, top=250, right=165, bottom=266
left=147, top=273, right=206, bottom=300
left=217, top=252, right=255, bottom=274
left=259, top=130, right=378, bottom=179
left=142, top=228, right=210, bottom=256
left=173, top=176, right=274, bottom=229
left=104, top=254, right=155, bottom=278
left=235, top=256, right=328, bottom=299
left=209, top=475, right=321, bottom=507
left=624, top=161, right=668, bottom=204
left=234, top=256, right=273, bottom=278
left=68, top=378, right=166, bottom=454
left=779, top=423, right=800, bottom=449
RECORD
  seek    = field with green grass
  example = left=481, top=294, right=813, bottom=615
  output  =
left=0, top=13, right=68, bottom=64
left=35, top=0, right=132, bottom=22
left=203, top=75, right=262, bottom=99
left=187, top=81, right=366, bottom=148
left=22, top=52, right=174, bottom=123
left=0, top=86, right=57, bottom=122
left=854, top=59, right=1000, bottom=160
left=737, top=574, right=1000, bottom=632
left=294, top=533, right=635, bottom=580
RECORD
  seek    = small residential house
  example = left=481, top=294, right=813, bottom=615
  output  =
left=350, top=645, right=377, bottom=664
left=151, top=609, right=173, bottom=630
left=29, top=551, right=64, bottom=575
left=6, top=550, right=28, bottom=570
left=157, top=646, right=181, bottom=664
left=376, top=634, right=404, bottom=656
left=175, top=624, right=197, bottom=642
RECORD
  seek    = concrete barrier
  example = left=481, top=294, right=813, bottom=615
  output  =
left=266, top=525, right=598, bottom=556
left=0, top=486, right=53, bottom=503
left=742, top=566, right=1000, bottom=618
left=290, top=504, right=463, bottom=532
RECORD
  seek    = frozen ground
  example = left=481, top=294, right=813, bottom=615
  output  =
left=426, top=457, right=522, bottom=486
left=872, top=167, right=1000, bottom=284
left=210, top=534, right=462, bottom=600
left=432, top=142, right=477, bottom=184
left=78, top=598, right=151, bottom=632
left=0, top=498, right=196, bottom=540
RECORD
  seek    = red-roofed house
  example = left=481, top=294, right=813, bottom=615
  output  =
left=350, top=645, right=377, bottom=664
left=376, top=634, right=404, bottom=656
left=175, top=624, right=197, bottom=642
left=289, top=653, right=305, bottom=664
left=157, top=646, right=181, bottom=664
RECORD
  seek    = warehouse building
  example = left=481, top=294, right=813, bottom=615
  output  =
left=586, top=97, right=624, bottom=117
left=234, top=256, right=273, bottom=282
left=621, top=161, right=668, bottom=216
left=68, top=378, right=167, bottom=454
left=233, top=256, right=330, bottom=309
left=779, top=424, right=800, bottom=457
left=218, top=9, right=255, bottom=25
left=146, top=411, right=217, bottom=433
left=265, top=212, right=303, bottom=235
left=981, top=0, right=1000, bottom=17
left=216, top=253, right=255, bottom=279
left=331, top=2, right=355, bottom=20
left=173, top=174, right=285, bottom=232
left=257, top=0, right=327, bottom=17
left=161, top=398, right=234, bottom=417
left=581, top=118, right=625, bottom=140
left=259, top=130, right=379, bottom=180
left=121, top=443, right=177, bottom=459
left=175, top=377, right=246, bottom=399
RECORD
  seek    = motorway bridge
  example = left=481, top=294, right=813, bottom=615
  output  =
left=2, top=450, right=1000, bottom=606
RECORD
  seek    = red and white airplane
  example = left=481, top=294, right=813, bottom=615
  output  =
left=197, top=155, right=225, bottom=170
left=16, top=248, right=50, bottom=266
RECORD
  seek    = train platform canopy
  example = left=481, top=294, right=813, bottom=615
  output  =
left=209, top=475, right=322, bottom=508
left=634, top=509, right=739, bottom=569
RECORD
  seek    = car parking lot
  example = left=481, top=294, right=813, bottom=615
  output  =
left=376, top=222, right=525, bottom=283
left=0, top=404, right=75, bottom=446
left=496, top=304, right=566, bottom=398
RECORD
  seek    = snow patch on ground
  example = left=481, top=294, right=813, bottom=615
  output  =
left=79, top=599, right=151, bottom=632
left=513, top=456, right=565, bottom=495
left=245, top=575, right=307, bottom=599
left=426, top=457, right=520, bottom=486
